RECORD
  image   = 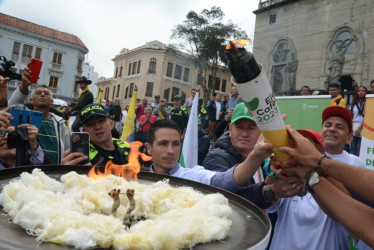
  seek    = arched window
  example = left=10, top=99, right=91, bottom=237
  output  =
left=148, top=57, right=157, bottom=74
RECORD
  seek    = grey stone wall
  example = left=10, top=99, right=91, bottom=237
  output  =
left=253, top=0, right=374, bottom=92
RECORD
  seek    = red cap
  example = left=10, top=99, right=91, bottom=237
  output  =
left=322, top=106, right=352, bottom=132
left=296, top=129, right=325, bottom=152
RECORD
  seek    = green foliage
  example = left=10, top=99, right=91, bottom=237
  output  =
left=169, top=6, right=248, bottom=102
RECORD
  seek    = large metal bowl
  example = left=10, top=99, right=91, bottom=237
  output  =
left=0, top=165, right=271, bottom=249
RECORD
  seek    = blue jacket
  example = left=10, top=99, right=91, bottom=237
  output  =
left=198, top=129, right=210, bottom=165
left=203, top=131, right=271, bottom=209
left=207, top=100, right=225, bottom=121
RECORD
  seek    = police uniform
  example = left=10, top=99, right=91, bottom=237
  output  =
left=170, top=106, right=188, bottom=131
left=80, top=104, right=131, bottom=166
left=89, top=138, right=130, bottom=166
left=198, top=107, right=208, bottom=129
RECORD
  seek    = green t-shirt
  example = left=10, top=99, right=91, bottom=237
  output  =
left=37, top=117, right=58, bottom=164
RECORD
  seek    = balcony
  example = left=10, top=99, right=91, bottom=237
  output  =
left=21, top=56, right=31, bottom=64
left=11, top=53, right=19, bottom=62
left=123, top=73, right=141, bottom=79
left=49, top=87, right=60, bottom=96
left=49, top=62, right=64, bottom=74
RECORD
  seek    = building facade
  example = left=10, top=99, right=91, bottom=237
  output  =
left=0, top=13, right=89, bottom=103
left=96, top=40, right=232, bottom=106
left=83, top=62, right=98, bottom=97
left=253, top=0, right=374, bottom=93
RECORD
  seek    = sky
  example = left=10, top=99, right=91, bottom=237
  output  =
left=0, top=0, right=258, bottom=78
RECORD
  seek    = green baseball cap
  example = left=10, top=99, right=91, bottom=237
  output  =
left=230, top=102, right=255, bottom=124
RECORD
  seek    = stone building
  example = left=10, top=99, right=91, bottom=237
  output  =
left=253, top=0, right=374, bottom=93
left=96, top=40, right=232, bottom=105
left=0, top=12, right=89, bottom=103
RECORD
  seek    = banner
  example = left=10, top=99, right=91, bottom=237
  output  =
left=276, top=95, right=330, bottom=131
left=359, top=95, right=374, bottom=169
left=121, top=90, right=138, bottom=142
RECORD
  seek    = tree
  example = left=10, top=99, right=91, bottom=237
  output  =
left=170, top=6, right=248, bottom=103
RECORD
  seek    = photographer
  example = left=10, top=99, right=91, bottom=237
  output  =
left=0, top=106, right=44, bottom=169
left=0, top=75, right=10, bottom=108
left=8, top=68, right=70, bottom=164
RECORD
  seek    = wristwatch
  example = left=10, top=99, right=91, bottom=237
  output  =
left=308, top=172, right=320, bottom=188
left=263, top=185, right=276, bottom=203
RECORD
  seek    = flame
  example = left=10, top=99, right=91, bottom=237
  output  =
left=88, top=141, right=152, bottom=181
left=225, top=39, right=252, bottom=50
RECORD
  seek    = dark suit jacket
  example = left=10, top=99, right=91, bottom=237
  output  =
left=71, top=89, right=94, bottom=113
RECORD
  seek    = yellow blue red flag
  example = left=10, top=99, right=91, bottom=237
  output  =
left=121, top=89, right=138, bottom=142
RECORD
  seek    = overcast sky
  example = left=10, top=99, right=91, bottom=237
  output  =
left=0, top=0, right=258, bottom=77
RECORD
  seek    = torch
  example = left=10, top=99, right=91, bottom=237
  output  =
left=225, top=40, right=292, bottom=169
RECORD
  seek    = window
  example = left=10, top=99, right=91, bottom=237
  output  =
left=137, top=60, right=141, bottom=74
left=129, top=83, right=134, bottom=97
left=132, top=62, right=137, bottom=75
left=208, top=75, right=213, bottom=88
left=53, top=52, right=63, bottom=64
left=197, top=73, right=202, bottom=85
left=22, top=44, right=33, bottom=62
left=112, top=86, right=116, bottom=100
left=49, top=76, right=59, bottom=88
left=148, top=57, right=157, bottom=74
left=221, top=79, right=227, bottom=92
left=163, top=88, right=170, bottom=102
left=183, top=68, right=189, bottom=82
left=145, top=82, right=154, bottom=97
left=125, top=86, right=129, bottom=99
left=166, top=62, right=173, bottom=77
left=35, top=48, right=42, bottom=59
left=116, top=84, right=120, bottom=97
left=77, top=59, right=83, bottom=71
left=104, top=87, right=109, bottom=100
left=172, top=87, right=179, bottom=101
left=12, top=42, right=21, bottom=60
left=115, top=67, right=118, bottom=78
left=269, top=14, right=276, bottom=24
left=128, top=63, right=132, bottom=75
left=119, top=66, right=123, bottom=77
left=174, top=65, right=182, bottom=80
left=215, top=78, right=221, bottom=90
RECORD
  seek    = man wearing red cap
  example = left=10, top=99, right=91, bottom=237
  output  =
left=321, top=106, right=364, bottom=168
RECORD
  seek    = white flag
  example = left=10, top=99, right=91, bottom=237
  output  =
left=179, top=92, right=199, bottom=168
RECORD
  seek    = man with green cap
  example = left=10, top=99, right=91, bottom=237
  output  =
left=203, top=102, right=302, bottom=208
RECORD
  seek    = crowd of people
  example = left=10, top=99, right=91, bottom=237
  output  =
left=1, top=61, right=374, bottom=249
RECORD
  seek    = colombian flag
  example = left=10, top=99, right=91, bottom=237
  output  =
left=121, top=89, right=138, bottom=142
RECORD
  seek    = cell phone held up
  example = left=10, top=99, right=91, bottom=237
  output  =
left=70, top=132, right=90, bottom=165
left=9, top=108, right=43, bottom=128
left=28, top=58, right=43, bottom=83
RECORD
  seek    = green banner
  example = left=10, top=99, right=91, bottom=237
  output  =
left=276, top=95, right=330, bottom=131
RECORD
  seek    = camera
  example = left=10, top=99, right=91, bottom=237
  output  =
left=0, top=56, right=22, bottom=80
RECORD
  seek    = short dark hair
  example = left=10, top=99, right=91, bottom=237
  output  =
left=147, top=119, right=181, bottom=145
left=370, top=79, right=374, bottom=85
left=329, top=83, right=340, bottom=89
left=301, top=85, right=310, bottom=90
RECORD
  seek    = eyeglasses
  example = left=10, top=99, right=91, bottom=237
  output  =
left=0, top=130, right=9, bottom=137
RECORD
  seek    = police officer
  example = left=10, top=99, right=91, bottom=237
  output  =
left=169, top=95, right=188, bottom=133
left=80, top=103, right=130, bottom=166
left=198, top=98, right=208, bottom=130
